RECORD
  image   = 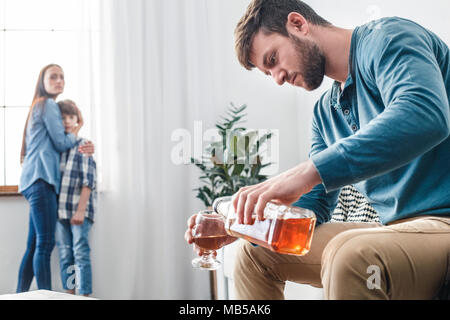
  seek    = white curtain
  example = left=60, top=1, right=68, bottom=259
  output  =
left=85, top=0, right=308, bottom=299
left=88, top=0, right=240, bottom=299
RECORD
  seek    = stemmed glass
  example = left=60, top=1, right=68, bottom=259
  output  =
left=191, top=210, right=228, bottom=270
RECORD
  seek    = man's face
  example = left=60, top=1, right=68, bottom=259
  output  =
left=249, top=30, right=325, bottom=91
left=62, top=114, right=78, bottom=133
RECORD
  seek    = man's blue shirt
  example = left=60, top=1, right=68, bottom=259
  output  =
left=294, top=17, right=450, bottom=225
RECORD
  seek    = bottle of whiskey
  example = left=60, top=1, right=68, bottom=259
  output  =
left=212, top=196, right=316, bottom=256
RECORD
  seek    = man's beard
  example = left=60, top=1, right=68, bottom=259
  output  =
left=289, top=33, right=326, bottom=91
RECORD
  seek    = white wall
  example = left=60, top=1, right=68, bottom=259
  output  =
left=310, top=0, right=450, bottom=45
left=0, top=197, right=27, bottom=294
left=0, top=197, right=65, bottom=294
left=0, top=196, right=102, bottom=296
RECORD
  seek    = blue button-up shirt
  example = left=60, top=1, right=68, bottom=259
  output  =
left=294, top=17, right=450, bottom=225
left=19, top=98, right=77, bottom=194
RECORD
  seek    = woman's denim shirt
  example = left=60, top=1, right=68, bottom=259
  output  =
left=19, top=98, right=76, bottom=194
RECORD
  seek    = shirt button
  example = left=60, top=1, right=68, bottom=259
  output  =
left=351, top=124, right=358, bottom=131
left=344, top=109, right=350, bottom=115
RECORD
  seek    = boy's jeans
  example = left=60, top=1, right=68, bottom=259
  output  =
left=17, top=179, right=57, bottom=292
left=55, top=218, right=93, bottom=295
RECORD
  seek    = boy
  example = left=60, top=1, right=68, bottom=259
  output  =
left=56, top=99, right=97, bottom=297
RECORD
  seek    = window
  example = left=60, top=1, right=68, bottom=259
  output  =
left=0, top=0, right=97, bottom=192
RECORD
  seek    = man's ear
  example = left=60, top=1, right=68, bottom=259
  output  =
left=286, top=12, right=309, bottom=35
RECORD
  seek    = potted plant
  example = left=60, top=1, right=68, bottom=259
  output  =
left=190, top=103, right=274, bottom=300
left=191, top=103, right=273, bottom=207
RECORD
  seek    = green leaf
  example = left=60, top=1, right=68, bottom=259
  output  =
left=189, top=102, right=275, bottom=203
left=260, top=162, right=272, bottom=168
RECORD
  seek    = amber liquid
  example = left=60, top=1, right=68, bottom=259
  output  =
left=226, top=217, right=316, bottom=256
left=193, top=235, right=229, bottom=251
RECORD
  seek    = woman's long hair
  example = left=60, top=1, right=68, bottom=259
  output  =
left=20, top=64, right=63, bottom=164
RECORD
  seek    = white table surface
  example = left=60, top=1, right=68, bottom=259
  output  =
left=0, top=290, right=97, bottom=300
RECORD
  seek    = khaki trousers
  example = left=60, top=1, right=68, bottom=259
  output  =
left=233, top=215, right=450, bottom=300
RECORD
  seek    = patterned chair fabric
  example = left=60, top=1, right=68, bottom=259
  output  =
left=331, top=185, right=379, bottom=223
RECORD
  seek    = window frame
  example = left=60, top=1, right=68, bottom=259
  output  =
left=0, top=185, right=20, bottom=196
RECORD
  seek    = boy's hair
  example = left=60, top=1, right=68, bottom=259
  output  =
left=235, top=0, right=331, bottom=70
left=58, top=99, right=79, bottom=119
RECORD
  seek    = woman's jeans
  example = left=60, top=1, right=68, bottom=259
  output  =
left=55, top=219, right=93, bottom=295
left=17, top=179, right=57, bottom=292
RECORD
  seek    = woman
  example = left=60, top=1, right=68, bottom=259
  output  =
left=17, top=64, right=93, bottom=292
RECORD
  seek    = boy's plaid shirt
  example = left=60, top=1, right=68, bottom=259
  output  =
left=58, top=137, right=97, bottom=222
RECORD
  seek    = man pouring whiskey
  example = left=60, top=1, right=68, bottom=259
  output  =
left=185, top=0, right=450, bottom=300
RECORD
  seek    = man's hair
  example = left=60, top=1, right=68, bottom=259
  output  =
left=235, top=0, right=331, bottom=70
left=58, top=99, right=79, bottom=118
